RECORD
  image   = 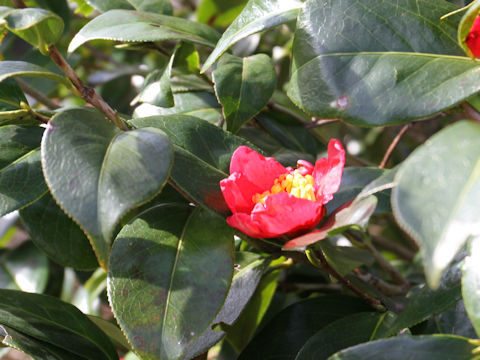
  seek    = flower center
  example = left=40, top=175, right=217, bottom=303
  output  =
left=252, top=170, right=316, bottom=205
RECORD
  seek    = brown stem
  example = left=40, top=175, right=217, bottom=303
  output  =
left=371, top=235, right=415, bottom=261
left=306, top=249, right=386, bottom=311
left=462, top=102, right=480, bottom=124
left=357, top=273, right=410, bottom=296
left=16, top=78, right=60, bottom=110
left=11, top=0, right=26, bottom=8
left=379, top=123, right=412, bottom=169
left=47, top=45, right=128, bottom=130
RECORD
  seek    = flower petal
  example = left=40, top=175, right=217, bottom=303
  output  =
left=220, top=172, right=263, bottom=213
left=227, top=192, right=325, bottom=238
left=467, top=16, right=480, bottom=58
left=229, top=146, right=287, bottom=190
left=313, top=139, right=345, bottom=204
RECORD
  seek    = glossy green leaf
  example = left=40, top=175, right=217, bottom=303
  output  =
left=35, top=0, right=71, bottom=32
left=296, top=312, right=383, bottom=360
left=392, top=121, right=480, bottom=288
left=0, top=289, right=118, bottom=360
left=0, top=61, right=69, bottom=87
left=19, top=192, right=98, bottom=270
left=68, top=10, right=220, bottom=53
left=130, top=114, right=258, bottom=214
left=184, top=252, right=270, bottom=359
left=196, top=0, right=247, bottom=28
left=133, top=92, right=222, bottom=124
left=172, top=42, right=200, bottom=74
left=0, top=7, right=64, bottom=53
left=0, top=146, right=47, bottom=216
left=0, top=109, right=36, bottom=126
left=283, top=196, right=378, bottom=250
left=88, top=316, right=131, bottom=351
left=213, top=54, right=276, bottom=133
left=462, top=236, right=480, bottom=337
left=86, top=0, right=173, bottom=14
left=0, top=125, right=43, bottom=170
left=327, top=335, right=478, bottom=360
left=202, top=0, right=303, bottom=72
left=0, top=242, right=49, bottom=293
left=131, top=67, right=173, bottom=107
left=237, top=295, right=371, bottom=360
left=226, top=268, right=280, bottom=352
left=382, top=261, right=462, bottom=337
left=108, top=205, right=235, bottom=360
left=42, top=108, right=173, bottom=268
left=71, top=0, right=94, bottom=16
left=287, top=0, right=478, bottom=126
left=1, top=325, right=86, bottom=360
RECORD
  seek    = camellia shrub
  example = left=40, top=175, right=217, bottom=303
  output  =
left=1, top=0, right=480, bottom=359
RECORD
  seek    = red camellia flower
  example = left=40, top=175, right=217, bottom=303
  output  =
left=466, top=16, right=480, bottom=57
left=220, top=139, right=345, bottom=238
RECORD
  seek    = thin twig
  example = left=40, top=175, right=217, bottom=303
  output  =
left=357, top=273, right=410, bottom=296
left=47, top=45, right=128, bottom=130
left=371, top=235, right=415, bottom=261
left=462, top=102, right=480, bottom=124
left=306, top=249, right=386, bottom=311
left=379, top=123, right=412, bottom=169
left=16, top=79, right=60, bottom=110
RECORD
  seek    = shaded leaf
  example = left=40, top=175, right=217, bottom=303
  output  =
left=86, top=0, right=173, bottom=15
left=42, top=108, right=173, bottom=268
left=130, top=114, right=258, bottom=214
left=35, top=0, right=71, bottom=33
left=0, top=242, right=49, bottom=293
left=68, top=10, right=220, bottom=53
left=0, top=289, right=118, bottom=360
left=392, top=121, right=480, bottom=288
left=287, top=0, right=477, bottom=126
left=108, top=205, right=234, bottom=360
left=19, top=192, right=98, bottom=270
left=172, top=42, right=200, bottom=74
left=196, top=0, right=247, bottom=28
left=202, top=0, right=303, bottom=71
left=0, top=78, right=28, bottom=110
left=296, top=312, right=383, bottom=360
left=327, top=335, right=478, bottom=360
left=213, top=54, right=276, bottom=133
left=238, top=295, right=371, bottom=360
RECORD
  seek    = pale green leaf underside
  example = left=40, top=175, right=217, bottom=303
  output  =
left=392, top=121, right=480, bottom=288
left=0, top=61, right=70, bottom=87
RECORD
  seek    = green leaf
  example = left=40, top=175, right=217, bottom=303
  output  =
left=0, top=289, right=118, bottom=360
left=172, top=42, right=200, bottom=74
left=0, top=242, right=49, bottom=293
left=184, top=252, right=270, bottom=359
left=88, top=316, right=131, bottom=351
left=68, top=10, right=220, bottom=53
left=86, top=0, right=173, bottom=15
left=237, top=295, right=371, bottom=360
left=287, top=0, right=478, bottom=126
left=131, top=66, right=174, bottom=108
left=108, top=205, right=235, bottom=360
left=35, top=0, right=71, bottom=33
left=382, top=261, right=462, bottom=337
left=133, top=92, right=221, bottom=124
left=296, top=312, right=383, bottom=360
left=0, top=125, right=43, bottom=170
left=1, top=325, right=86, bottom=360
left=0, top=61, right=69, bottom=87
left=19, top=192, right=98, bottom=270
left=1, top=7, right=64, bottom=54
left=226, top=268, right=280, bottom=352
left=462, top=236, right=480, bottom=337
left=213, top=54, right=276, bottom=133
left=41, top=108, right=173, bottom=269
left=196, top=0, right=247, bottom=28
left=319, top=239, right=375, bottom=276
left=392, top=121, right=480, bottom=288
left=327, top=335, right=478, bottom=360
left=0, top=78, right=28, bottom=110
left=0, top=109, right=37, bottom=126
left=201, top=0, right=303, bottom=72
left=130, top=114, right=258, bottom=215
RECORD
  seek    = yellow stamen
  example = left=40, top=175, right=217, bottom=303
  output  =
left=252, top=170, right=316, bottom=205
